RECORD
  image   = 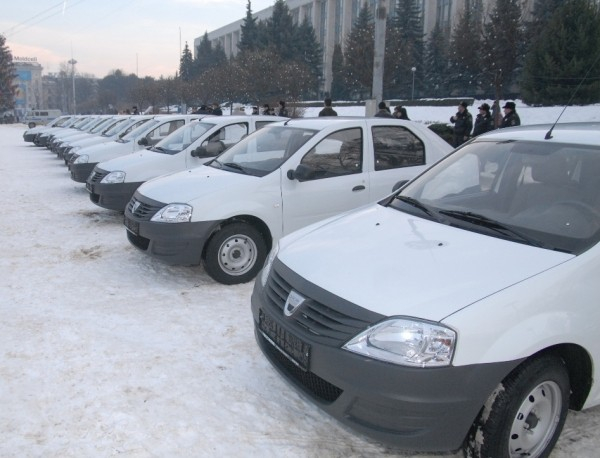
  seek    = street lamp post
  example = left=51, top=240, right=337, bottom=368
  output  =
left=68, top=58, right=77, bottom=114
left=411, top=67, right=416, bottom=100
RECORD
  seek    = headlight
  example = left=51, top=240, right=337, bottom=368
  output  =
left=343, top=318, right=456, bottom=367
left=73, top=154, right=89, bottom=164
left=101, top=171, right=126, bottom=184
left=260, top=242, right=279, bottom=286
left=150, top=204, right=192, bottom=223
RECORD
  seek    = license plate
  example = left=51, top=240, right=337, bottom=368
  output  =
left=259, top=309, right=310, bottom=371
left=124, top=216, right=139, bottom=235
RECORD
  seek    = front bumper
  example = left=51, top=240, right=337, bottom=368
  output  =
left=251, top=260, right=522, bottom=452
left=87, top=180, right=143, bottom=212
left=124, top=193, right=220, bottom=265
left=70, top=162, right=97, bottom=183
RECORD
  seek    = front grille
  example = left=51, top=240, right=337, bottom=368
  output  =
left=88, top=168, right=109, bottom=184
left=264, top=267, right=373, bottom=346
left=258, top=331, right=342, bottom=403
left=127, top=196, right=164, bottom=221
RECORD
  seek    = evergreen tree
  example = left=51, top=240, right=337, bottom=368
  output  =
left=330, top=43, right=349, bottom=100
left=388, top=0, right=424, bottom=98
left=265, top=0, right=296, bottom=60
left=0, top=34, right=17, bottom=113
left=424, top=23, right=450, bottom=97
left=238, top=0, right=259, bottom=54
left=343, top=3, right=374, bottom=99
left=293, top=18, right=322, bottom=95
left=179, top=42, right=194, bottom=82
left=448, top=2, right=483, bottom=96
left=194, top=32, right=214, bottom=76
left=521, top=0, right=600, bottom=105
left=482, top=0, right=523, bottom=99
left=213, top=42, right=228, bottom=68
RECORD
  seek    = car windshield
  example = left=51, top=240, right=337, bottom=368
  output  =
left=207, top=125, right=317, bottom=177
left=119, top=120, right=160, bottom=143
left=391, top=139, right=600, bottom=255
left=101, top=118, right=129, bottom=136
left=90, top=118, right=116, bottom=134
left=149, top=121, right=214, bottom=155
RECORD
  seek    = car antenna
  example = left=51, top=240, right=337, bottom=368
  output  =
left=545, top=53, right=600, bottom=140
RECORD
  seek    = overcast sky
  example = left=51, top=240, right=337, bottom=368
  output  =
left=1, top=0, right=275, bottom=79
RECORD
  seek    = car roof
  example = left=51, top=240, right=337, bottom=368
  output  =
left=197, top=115, right=288, bottom=124
left=476, top=122, right=600, bottom=146
left=266, top=116, right=415, bottom=129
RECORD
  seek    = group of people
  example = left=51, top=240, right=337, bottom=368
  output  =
left=192, top=103, right=223, bottom=116
left=450, top=100, right=521, bottom=147
left=250, top=101, right=289, bottom=117
left=317, top=99, right=410, bottom=120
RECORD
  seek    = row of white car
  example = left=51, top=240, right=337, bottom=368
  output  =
left=24, top=114, right=600, bottom=458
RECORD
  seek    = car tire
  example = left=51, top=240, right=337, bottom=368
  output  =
left=463, top=354, right=569, bottom=458
left=28, top=122, right=36, bottom=128
left=203, top=222, right=267, bottom=285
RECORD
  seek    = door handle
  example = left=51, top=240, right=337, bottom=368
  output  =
left=352, top=185, right=366, bottom=192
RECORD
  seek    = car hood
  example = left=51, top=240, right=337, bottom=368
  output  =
left=276, top=204, right=573, bottom=321
left=100, top=150, right=172, bottom=173
left=138, top=165, right=258, bottom=203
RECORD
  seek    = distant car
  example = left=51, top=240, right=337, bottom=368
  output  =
left=23, top=109, right=62, bottom=128
left=123, top=117, right=453, bottom=284
left=22, top=115, right=73, bottom=143
left=69, top=115, right=202, bottom=183
left=87, top=115, right=285, bottom=211
left=251, top=122, right=600, bottom=457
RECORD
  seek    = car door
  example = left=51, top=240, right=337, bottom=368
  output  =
left=281, top=126, right=370, bottom=234
left=368, top=124, right=429, bottom=199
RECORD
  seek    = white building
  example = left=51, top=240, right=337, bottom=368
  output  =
left=12, top=57, right=44, bottom=118
left=201, top=0, right=534, bottom=94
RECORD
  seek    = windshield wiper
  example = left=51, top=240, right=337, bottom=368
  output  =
left=395, top=195, right=437, bottom=219
left=223, top=162, right=249, bottom=175
left=438, top=210, right=545, bottom=248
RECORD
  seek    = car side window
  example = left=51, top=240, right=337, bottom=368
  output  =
left=147, top=120, right=185, bottom=145
left=299, top=128, right=363, bottom=180
left=372, top=126, right=425, bottom=171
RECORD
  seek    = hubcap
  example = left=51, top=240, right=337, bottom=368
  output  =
left=509, top=381, right=562, bottom=457
left=217, top=234, right=258, bottom=276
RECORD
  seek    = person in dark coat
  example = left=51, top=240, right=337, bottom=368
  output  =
left=374, top=101, right=394, bottom=118
left=500, top=101, right=521, bottom=128
left=472, top=103, right=495, bottom=137
left=278, top=101, right=289, bottom=117
left=393, top=105, right=410, bottom=120
left=450, top=101, right=473, bottom=147
left=211, top=103, right=223, bottom=116
left=318, top=98, right=338, bottom=117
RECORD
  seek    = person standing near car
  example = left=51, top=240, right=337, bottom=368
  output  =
left=318, top=98, right=338, bottom=117
left=472, top=103, right=494, bottom=137
left=500, top=101, right=521, bottom=128
left=278, top=101, right=289, bottom=117
left=374, top=101, right=394, bottom=118
left=450, top=101, right=473, bottom=147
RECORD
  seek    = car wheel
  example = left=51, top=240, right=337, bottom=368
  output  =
left=203, top=222, right=267, bottom=285
left=463, top=354, right=569, bottom=458
left=28, top=122, right=36, bottom=128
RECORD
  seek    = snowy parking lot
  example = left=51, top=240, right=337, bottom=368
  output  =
left=1, top=122, right=599, bottom=457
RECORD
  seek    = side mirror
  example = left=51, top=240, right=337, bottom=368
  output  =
left=191, top=146, right=209, bottom=158
left=392, top=179, right=409, bottom=193
left=137, top=137, right=148, bottom=146
left=287, top=164, right=314, bottom=182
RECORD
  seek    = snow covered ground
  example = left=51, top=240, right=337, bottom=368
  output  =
left=2, top=103, right=600, bottom=457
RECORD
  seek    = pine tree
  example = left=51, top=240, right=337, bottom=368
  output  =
left=293, top=18, right=322, bottom=96
left=388, top=0, right=424, bottom=98
left=179, top=42, right=194, bottom=82
left=0, top=34, right=17, bottom=112
left=521, top=0, right=600, bottom=105
left=238, top=0, right=259, bottom=55
left=448, top=3, right=483, bottom=96
left=424, top=23, right=450, bottom=97
left=343, top=3, right=374, bottom=99
left=265, top=0, right=296, bottom=60
left=482, top=0, right=523, bottom=99
left=330, top=43, right=348, bottom=100
left=195, top=32, right=214, bottom=76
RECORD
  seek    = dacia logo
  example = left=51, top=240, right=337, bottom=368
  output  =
left=284, top=290, right=305, bottom=317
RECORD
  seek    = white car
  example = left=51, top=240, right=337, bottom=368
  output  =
left=251, top=122, right=600, bottom=457
left=69, top=114, right=202, bottom=183
left=123, top=117, right=452, bottom=284
left=86, top=115, right=286, bottom=211
left=23, top=115, right=73, bottom=143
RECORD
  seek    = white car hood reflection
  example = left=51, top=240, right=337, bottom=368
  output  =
left=276, top=204, right=574, bottom=321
